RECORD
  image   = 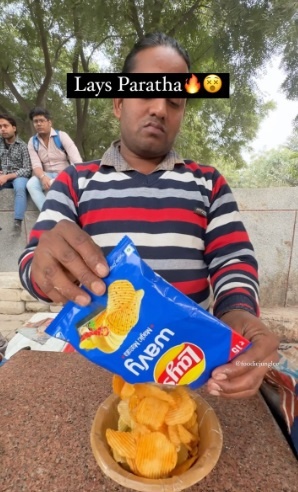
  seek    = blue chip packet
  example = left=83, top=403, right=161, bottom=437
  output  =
left=46, top=235, right=251, bottom=389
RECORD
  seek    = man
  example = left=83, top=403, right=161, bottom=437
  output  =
left=19, top=33, right=279, bottom=399
left=0, top=114, right=32, bottom=234
left=27, top=107, right=82, bottom=211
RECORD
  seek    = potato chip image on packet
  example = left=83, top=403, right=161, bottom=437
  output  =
left=77, top=280, right=144, bottom=353
left=46, top=235, right=251, bottom=389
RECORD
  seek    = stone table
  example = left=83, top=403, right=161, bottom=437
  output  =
left=1, top=352, right=297, bottom=492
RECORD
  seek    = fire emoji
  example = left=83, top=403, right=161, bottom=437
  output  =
left=184, top=74, right=200, bottom=94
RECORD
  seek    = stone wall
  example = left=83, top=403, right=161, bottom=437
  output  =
left=0, top=187, right=298, bottom=314
left=233, top=187, right=298, bottom=307
left=0, top=273, right=61, bottom=315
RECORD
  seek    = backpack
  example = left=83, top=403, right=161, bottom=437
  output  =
left=33, top=131, right=66, bottom=154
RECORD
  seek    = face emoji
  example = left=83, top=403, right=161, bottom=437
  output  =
left=203, top=74, right=222, bottom=93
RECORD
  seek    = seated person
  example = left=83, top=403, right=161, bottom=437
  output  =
left=0, top=114, right=32, bottom=234
left=27, top=107, right=82, bottom=211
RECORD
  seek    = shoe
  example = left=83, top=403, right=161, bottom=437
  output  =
left=13, top=219, right=22, bottom=235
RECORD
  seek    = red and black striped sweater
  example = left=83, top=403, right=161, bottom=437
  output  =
left=19, top=145, right=259, bottom=319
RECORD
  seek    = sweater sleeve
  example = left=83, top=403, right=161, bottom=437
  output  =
left=18, top=165, right=80, bottom=302
left=203, top=169, right=260, bottom=318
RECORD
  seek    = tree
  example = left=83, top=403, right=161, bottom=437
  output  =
left=0, top=0, right=297, bottom=163
left=236, top=141, right=298, bottom=187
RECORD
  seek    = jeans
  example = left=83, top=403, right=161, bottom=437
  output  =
left=27, top=172, right=58, bottom=211
left=0, top=177, right=29, bottom=220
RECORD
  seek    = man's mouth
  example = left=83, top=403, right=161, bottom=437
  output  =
left=144, top=121, right=165, bottom=134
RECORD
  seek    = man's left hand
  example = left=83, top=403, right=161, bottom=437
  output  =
left=207, top=310, right=279, bottom=398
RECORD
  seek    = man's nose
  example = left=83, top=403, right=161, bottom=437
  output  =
left=148, top=99, right=167, bottom=118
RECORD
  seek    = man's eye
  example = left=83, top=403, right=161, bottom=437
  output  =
left=167, top=99, right=181, bottom=108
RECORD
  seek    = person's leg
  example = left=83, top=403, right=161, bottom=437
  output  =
left=12, top=177, right=28, bottom=221
left=26, top=175, right=46, bottom=211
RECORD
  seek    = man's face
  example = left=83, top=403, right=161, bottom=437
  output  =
left=32, top=115, right=52, bottom=135
left=113, top=46, right=188, bottom=159
left=0, top=119, right=16, bottom=140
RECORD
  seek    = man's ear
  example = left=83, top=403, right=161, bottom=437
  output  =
left=113, top=99, right=123, bottom=119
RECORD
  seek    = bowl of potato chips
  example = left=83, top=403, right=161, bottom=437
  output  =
left=90, top=376, right=223, bottom=491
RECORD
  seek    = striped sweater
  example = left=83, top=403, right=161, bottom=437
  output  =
left=19, top=145, right=259, bottom=318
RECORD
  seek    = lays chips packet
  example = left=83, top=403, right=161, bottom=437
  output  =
left=46, top=235, right=251, bottom=389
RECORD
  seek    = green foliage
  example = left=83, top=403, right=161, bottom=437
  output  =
left=236, top=143, right=298, bottom=187
left=0, top=0, right=297, bottom=164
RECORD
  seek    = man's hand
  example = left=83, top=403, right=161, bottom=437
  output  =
left=0, top=174, right=8, bottom=186
left=31, top=220, right=109, bottom=306
left=41, top=175, right=52, bottom=190
left=207, top=310, right=279, bottom=398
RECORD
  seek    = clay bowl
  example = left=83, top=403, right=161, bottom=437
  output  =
left=90, top=390, right=223, bottom=491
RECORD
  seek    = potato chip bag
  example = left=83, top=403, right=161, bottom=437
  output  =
left=46, top=235, right=251, bottom=389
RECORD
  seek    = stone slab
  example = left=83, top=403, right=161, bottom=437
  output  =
left=1, top=352, right=297, bottom=492
left=0, top=212, right=27, bottom=271
left=233, top=187, right=298, bottom=211
left=25, top=301, right=49, bottom=312
left=0, top=300, right=25, bottom=314
left=20, top=290, right=36, bottom=302
left=0, top=273, right=21, bottom=288
left=0, top=188, right=37, bottom=211
left=261, top=307, right=298, bottom=342
left=240, top=210, right=295, bottom=307
left=0, top=288, right=21, bottom=301
left=25, top=210, right=39, bottom=237
left=286, top=212, right=298, bottom=306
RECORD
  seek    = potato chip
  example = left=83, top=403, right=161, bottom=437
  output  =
left=107, top=280, right=139, bottom=310
left=135, top=396, right=170, bottom=430
left=126, top=457, right=140, bottom=476
left=135, top=432, right=177, bottom=478
left=167, top=424, right=181, bottom=448
left=120, top=382, right=135, bottom=400
left=134, top=383, right=176, bottom=406
left=117, top=400, right=133, bottom=428
left=170, top=454, right=198, bottom=476
left=79, top=334, right=115, bottom=353
left=165, top=387, right=195, bottom=426
left=107, top=290, right=144, bottom=336
left=128, top=393, right=141, bottom=417
left=112, top=374, right=126, bottom=396
left=112, top=448, right=126, bottom=463
left=189, top=421, right=199, bottom=438
left=105, top=331, right=125, bottom=350
left=184, top=410, right=197, bottom=430
left=106, top=429, right=137, bottom=459
left=176, top=443, right=189, bottom=466
left=177, top=424, right=195, bottom=444
left=131, top=423, right=151, bottom=437
left=117, top=418, right=129, bottom=432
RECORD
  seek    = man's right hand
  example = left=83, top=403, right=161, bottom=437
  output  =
left=31, top=220, right=109, bottom=306
left=41, top=175, right=52, bottom=190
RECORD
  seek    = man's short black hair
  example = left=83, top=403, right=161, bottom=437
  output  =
left=0, top=114, right=17, bottom=130
left=29, top=107, right=51, bottom=121
left=122, top=32, right=191, bottom=73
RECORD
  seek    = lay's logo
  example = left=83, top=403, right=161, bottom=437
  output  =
left=154, top=343, right=206, bottom=385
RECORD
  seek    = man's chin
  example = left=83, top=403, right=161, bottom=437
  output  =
left=135, top=141, right=170, bottom=159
